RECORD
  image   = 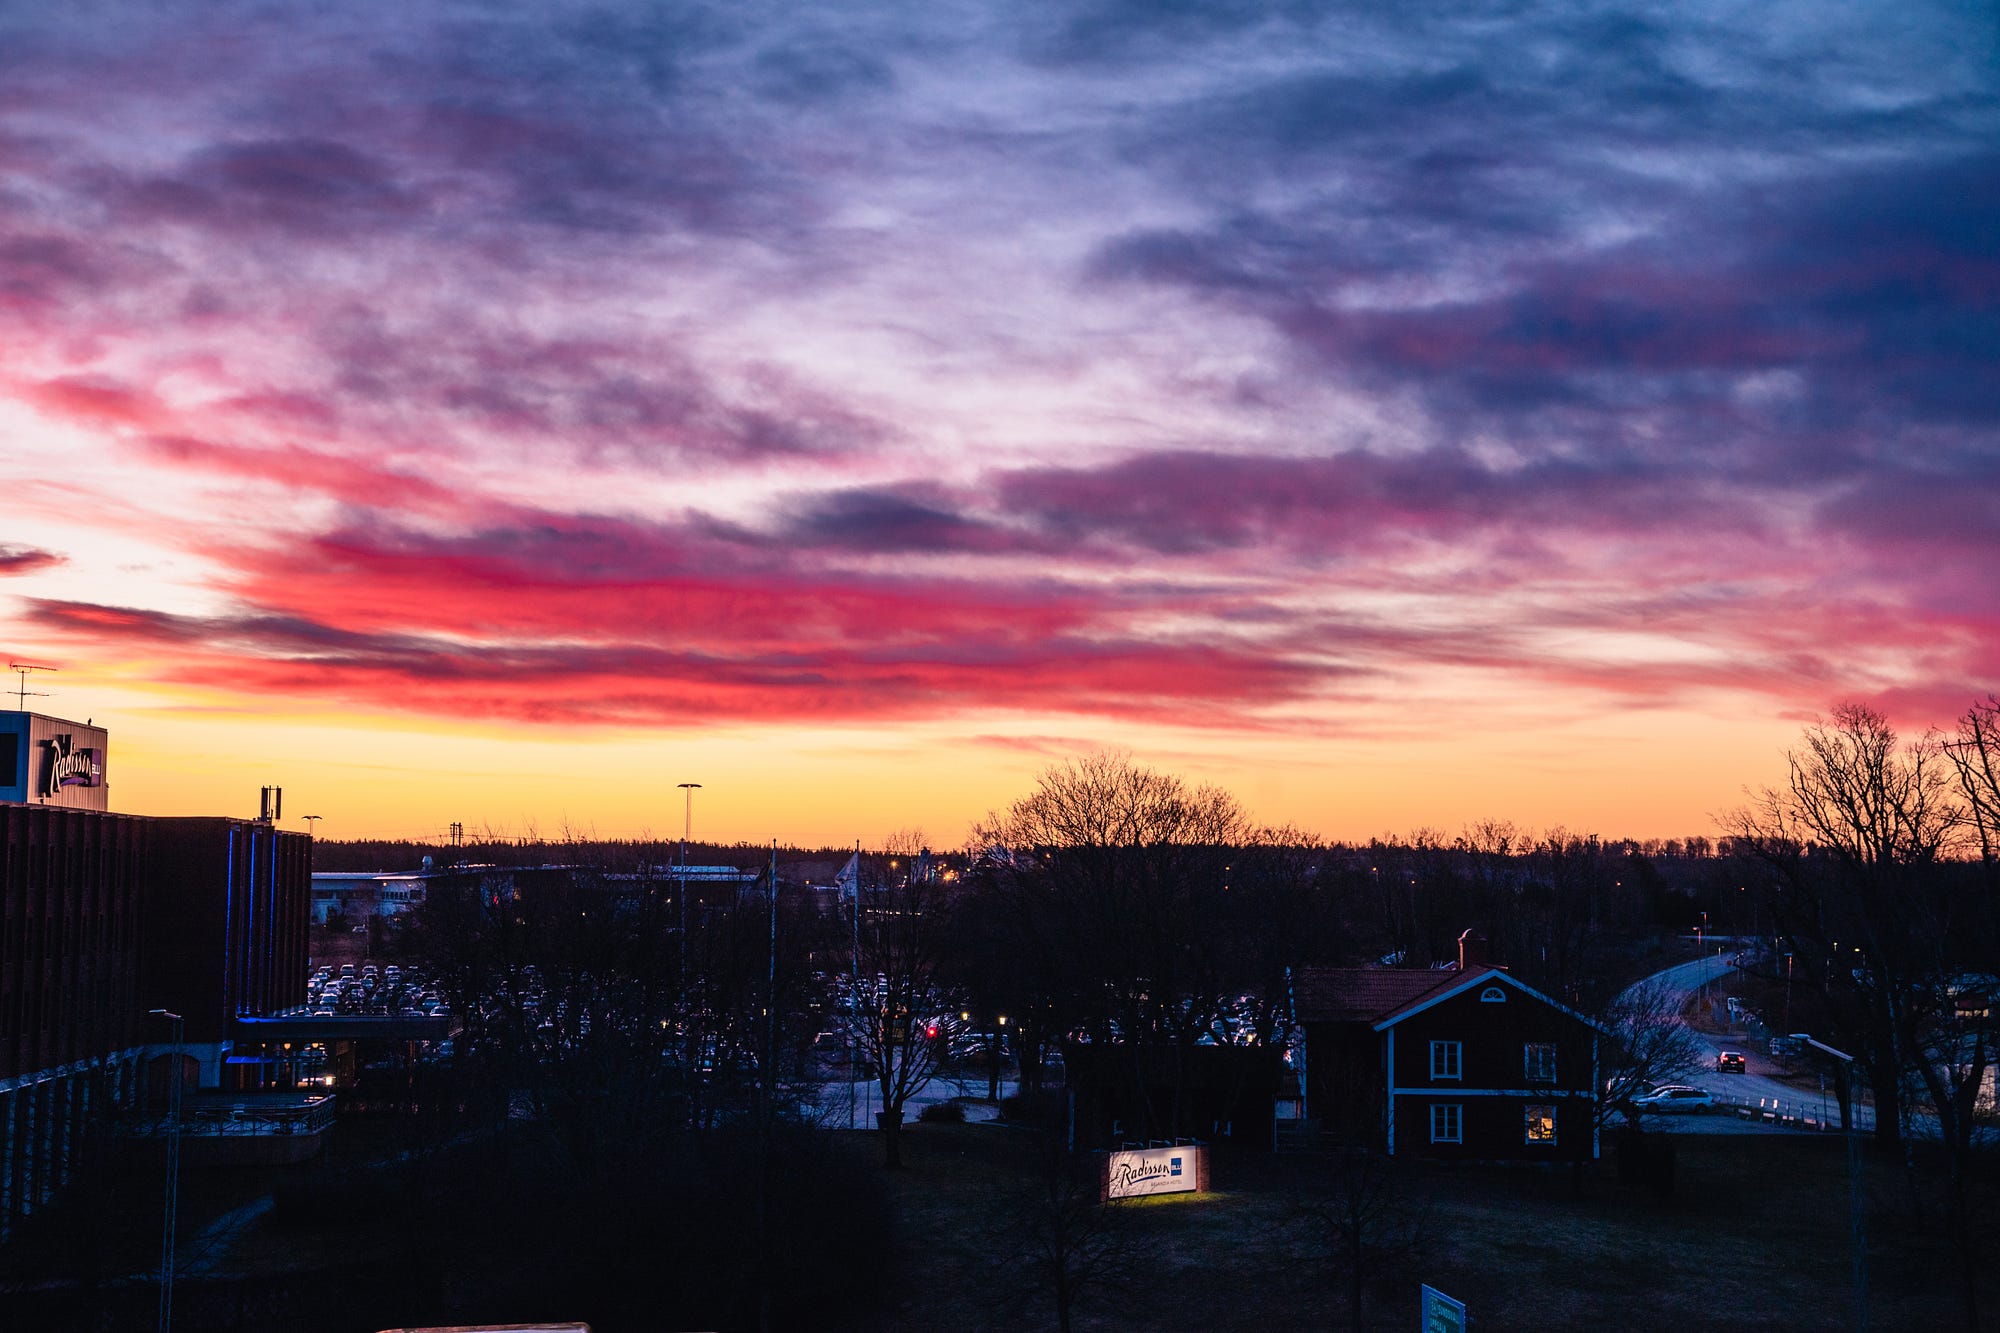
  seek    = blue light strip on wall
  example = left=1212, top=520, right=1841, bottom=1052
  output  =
left=263, top=829, right=278, bottom=1016
left=225, top=825, right=237, bottom=1023
left=241, top=827, right=254, bottom=1017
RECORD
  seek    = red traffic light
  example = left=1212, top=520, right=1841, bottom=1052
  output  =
left=925, top=1022, right=939, bottom=1041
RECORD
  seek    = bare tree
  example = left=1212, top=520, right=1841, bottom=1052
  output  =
left=1597, top=979, right=1709, bottom=1131
left=1945, top=696, right=2000, bottom=868
left=1728, top=702, right=1993, bottom=1331
left=972, top=754, right=1249, bottom=1140
left=1293, top=1149, right=1427, bottom=1331
left=1726, top=703, right=1964, bottom=1149
left=1003, top=1132, right=1132, bottom=1333
left=848, top=853, right=963, bottom=1168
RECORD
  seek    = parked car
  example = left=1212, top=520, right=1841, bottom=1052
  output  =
left=1632, top=1085, right=1714, bottom=1111
left=1717, top=1051, right=1748, bottom=1074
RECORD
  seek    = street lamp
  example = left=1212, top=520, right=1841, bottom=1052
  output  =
left=301, top=814, right=321, bottom=838
left=149, top=1009, right=184, bottom=1333
left=988, top=1014, right=1009, bottom=1104
left=678, top=782, right=701, bottom=849
left=676, top=782, right=701, bottom=950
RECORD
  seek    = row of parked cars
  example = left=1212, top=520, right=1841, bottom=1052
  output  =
left=307, top=961, right=446, bottom=1016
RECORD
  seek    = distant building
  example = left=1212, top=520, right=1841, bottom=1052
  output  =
left=311, top=870, right=430, bottom=924
left=1297, top=930, right=1604, bottom=1162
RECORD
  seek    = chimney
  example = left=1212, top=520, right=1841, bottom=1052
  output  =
left=1457, top=928, right=1487, bottom=971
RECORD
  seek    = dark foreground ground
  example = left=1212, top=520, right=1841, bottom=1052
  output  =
left=849, top=1120, right=1978, bottom=1333
left=1, top=1113, right=1986, bottom=1332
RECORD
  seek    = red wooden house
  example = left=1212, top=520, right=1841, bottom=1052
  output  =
left=1297, top=931, right=1603, bottom=1162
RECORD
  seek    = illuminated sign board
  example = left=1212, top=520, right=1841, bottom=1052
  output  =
left=40, top=733, right=103, bottom=797
left=1104, top=1144, right=1206, bottom=1200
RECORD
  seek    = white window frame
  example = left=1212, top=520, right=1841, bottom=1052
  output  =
left=1524, top=1102, right=1558, bottom=1146
left=1430, top=1103, right=1462, bottom=1144
left=1430, top=1039, right=1462, bottom=1081
left=1524, top=1042, right=1557, bottom=1083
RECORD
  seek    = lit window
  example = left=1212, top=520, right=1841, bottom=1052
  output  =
left=1430, top=1103, right=1462, bottom=1144
left=1524, top=1042, right=1557, bottom=1082
left=1430, top=1040, right=1462, bottom=1080
left=1525, top=1103, right=1557, bottom=1145
left=1479, top=986, right=1507, bottom=1003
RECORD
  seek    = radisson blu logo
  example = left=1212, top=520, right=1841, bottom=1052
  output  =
left=40, top=734, right=102, bottom=796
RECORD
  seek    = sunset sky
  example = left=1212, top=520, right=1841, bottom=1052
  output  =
left=2, top=1, right=1995, bottom=846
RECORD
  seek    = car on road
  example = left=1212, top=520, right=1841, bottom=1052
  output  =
left=1717, top=1051, right=1747, bottom=1074
left=1632, top=1085, right=1714, bottom=1112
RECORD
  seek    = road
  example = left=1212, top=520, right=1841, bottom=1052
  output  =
left=1623, top=947, right=1868, bottom=1133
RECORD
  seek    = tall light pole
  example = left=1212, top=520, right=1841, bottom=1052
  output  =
left=1784, top=950, right=1795, bottom=1034
left=678, top=783, right=701, bottom=862
left=301, top=814, right=321, bottom=839
left=149, top=1009, right=184, bottom=1333
left=1696, top=912, right=1709, bottom=1010
left=677, top=783, right=701, bottom=973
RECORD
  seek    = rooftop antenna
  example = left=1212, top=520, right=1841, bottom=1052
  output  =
left=7, top=662, right=55, bottom=712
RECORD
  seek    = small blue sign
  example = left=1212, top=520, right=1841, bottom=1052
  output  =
left=1170, top=1157, right=1182, bottom=1176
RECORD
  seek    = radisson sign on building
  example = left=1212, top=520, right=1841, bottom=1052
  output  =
left=0, top=713, right=110, bottom=811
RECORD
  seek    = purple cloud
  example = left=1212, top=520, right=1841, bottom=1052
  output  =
left=0, top=545, right=63, bottom=575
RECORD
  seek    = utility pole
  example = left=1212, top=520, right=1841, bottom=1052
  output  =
left=1850, top=1126, right=1870, bottom=1331
left=149, top=1009, right=184, bottom=1333
left=1783, top=951, right=1794, bottom=1033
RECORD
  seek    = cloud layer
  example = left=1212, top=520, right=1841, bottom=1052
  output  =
left=3, top=0, right=1996, bottom=738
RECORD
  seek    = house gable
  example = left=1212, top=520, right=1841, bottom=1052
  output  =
left=1371, top=965, right=1607, bottom=1035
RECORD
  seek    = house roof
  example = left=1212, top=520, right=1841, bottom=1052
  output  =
left=1371, top=965, right=1608, bottom=1034
left=1295, top=967, right=1460, bottom=1024
left=1297, top=963, right=1608, bottom=1035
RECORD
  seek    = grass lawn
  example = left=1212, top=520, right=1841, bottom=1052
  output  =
left=839, top=1120, right=1977, bottom=1332
left=4, top=1112, right=1982, bottom=1331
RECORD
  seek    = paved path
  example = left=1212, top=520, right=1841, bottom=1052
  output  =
left=822, top=1073, right=1020, bottom=1128
left=174, top=1195, right=276, bottom=1278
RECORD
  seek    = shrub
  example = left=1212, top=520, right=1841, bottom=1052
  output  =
left=919, top=1099, right=967, bottom=1124
left=999, top=1089, right=1066, bottom=1128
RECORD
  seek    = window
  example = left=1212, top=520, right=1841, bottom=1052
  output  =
left=1479, top=985, right=1506, bottom=1003
left=1524, top=1103, right=1557, bottom=1145
left=1524, top=1042, right=1557, bottom=1082
left=1430, top=1103, right=1462, bottom=1144
left=1430, top=1040, right=1462, bottom=1080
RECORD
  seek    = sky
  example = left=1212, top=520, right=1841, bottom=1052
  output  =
left=1, top=0, right=1996, bottom=846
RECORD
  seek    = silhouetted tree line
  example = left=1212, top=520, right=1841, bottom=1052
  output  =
left=383, top=764, right=1771, bottom=1154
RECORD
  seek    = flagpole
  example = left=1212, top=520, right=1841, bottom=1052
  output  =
left=760, top=838, right=777, bottom=1333
left=766, top=839, right=778, bottom=1109
left=851, top=840, right=862, bottom=1131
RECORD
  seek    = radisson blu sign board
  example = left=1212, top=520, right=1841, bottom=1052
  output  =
left=1103, top=1144, right=1208, bottom=1200
left=0, top=713, right=108, bottom=812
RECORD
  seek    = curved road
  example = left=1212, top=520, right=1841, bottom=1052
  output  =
left=1624, top=947, right=1864, bottom=1131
